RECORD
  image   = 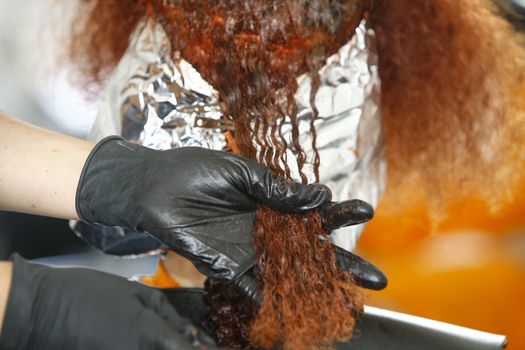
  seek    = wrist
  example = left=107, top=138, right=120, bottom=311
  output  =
left=0, top=262, right=12, bottom=335
left=76, top=136, right=126, bottom=222
left=76, top=136, right=146, bottom=228
left=0, top=112, right=95, bottom=219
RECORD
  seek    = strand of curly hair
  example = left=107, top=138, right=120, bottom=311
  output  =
left=152, top=2, right=366, bottom=349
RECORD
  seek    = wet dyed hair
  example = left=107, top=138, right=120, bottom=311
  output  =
left=68, top=0, right=525, bottom=348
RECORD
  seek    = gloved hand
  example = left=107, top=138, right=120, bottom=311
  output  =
left=76, top=136, right=332, bottom=280
left=0, top=255, right=221, bottom=350
left=233, top=199, right=388, bottom=302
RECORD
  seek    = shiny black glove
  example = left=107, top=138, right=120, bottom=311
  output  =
left=76, top=136, right=331, bottom=280
left=0, top=255, right=220, bottom=350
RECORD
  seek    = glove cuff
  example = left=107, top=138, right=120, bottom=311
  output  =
left=75, top=136, right=126, bottom=223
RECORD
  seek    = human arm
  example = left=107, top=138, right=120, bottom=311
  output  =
left=0, top=110, right=93, bottom=219
left=0, top=255, right=220, bottom=350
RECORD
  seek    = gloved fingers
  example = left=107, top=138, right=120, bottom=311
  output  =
left=138, top=309, right=200, bottom=350
left=231, top=247, right=386, bottom=299
left=332, top=244, right=387, bottom=290
left=321, top=199, right=374, bottom=232
left=136, top=285, right=191, bottom=329
left=249, top=169, right=332, bottom=213
left=156, top=322, right=221, bottom=350
left=137, top=284, right=222, bottom=350
left=232, top=273, right=262, bottom=305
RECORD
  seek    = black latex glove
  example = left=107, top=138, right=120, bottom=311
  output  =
left=76, top=136, right=331, bottom=280
left=233, top=199, right=388, bottom=302
left=0, top=255, right=221, bottom=350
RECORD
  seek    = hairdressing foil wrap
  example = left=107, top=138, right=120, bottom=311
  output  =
left=74, top=18, right=385, bottom=253
left=88, top=20, right=226, bottom=150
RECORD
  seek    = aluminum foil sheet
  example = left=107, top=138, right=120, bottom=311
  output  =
left=77, top=18, right=385, bottom=253
left=88, top=20, right=226, bottom=151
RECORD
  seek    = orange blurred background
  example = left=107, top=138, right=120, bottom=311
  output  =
left=358, top=186, right=525, bottom=349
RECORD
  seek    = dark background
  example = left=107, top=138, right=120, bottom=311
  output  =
left=0, top=212, right=87, bottom=260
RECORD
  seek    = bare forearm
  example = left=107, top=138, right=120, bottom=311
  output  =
left=0, top=111, right=94, bottom=219
left=0, top=262, right=12, bottom=333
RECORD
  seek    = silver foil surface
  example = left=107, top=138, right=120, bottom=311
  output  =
left=83, top=18, right=386, bottom=252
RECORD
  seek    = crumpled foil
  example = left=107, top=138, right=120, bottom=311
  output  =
left=74, top=18, right=385, bottom=253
